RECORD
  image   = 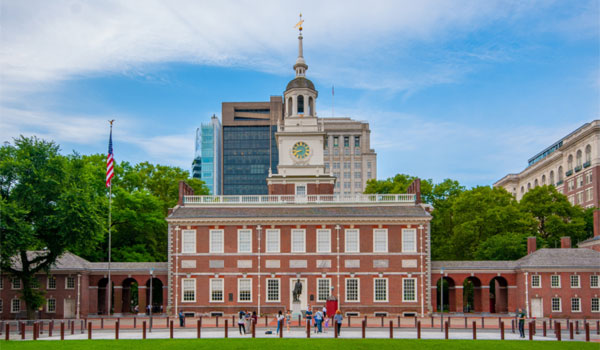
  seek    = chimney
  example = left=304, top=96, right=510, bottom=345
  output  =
left=560, top=236, right=571, bottom=249
left=594, top=210, right=600, bottom=237
left=527, top=237, right=537, bottom=254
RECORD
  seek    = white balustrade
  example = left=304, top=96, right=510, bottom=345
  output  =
left=182, top=193, right=415, bottom=205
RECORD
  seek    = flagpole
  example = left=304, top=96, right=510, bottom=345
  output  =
left=107, top=120, right=115, bottom=316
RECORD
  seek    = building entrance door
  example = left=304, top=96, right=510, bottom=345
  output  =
left=64, top=299, right=76, bottom=318
left=531, top=298, right=543, bottom=318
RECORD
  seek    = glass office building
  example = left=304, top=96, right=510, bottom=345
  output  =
left=193, top=115, right=222, bottom=195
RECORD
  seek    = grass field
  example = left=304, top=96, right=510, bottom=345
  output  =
left=0, top=339, right=597, bottom=349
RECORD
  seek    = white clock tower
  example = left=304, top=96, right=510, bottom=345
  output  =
left=267, top=19, right=336, bottom=196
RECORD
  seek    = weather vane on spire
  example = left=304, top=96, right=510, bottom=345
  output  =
left=294, top=13, right=304, bottom=32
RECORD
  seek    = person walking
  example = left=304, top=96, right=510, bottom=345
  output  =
left=305, top=306, right=313, bottom=327
left=334, top=310, right=343, bottom=336
left=178, top=309, right=185, bottom=327
left=286, top=310, right=291, bottom=332
left=517, top=308, right=526, bottom=338
left=245, top=310, right=252, bottom=332
left=276, top=310, right=285, bottom=336
left=314, top=309, right=323, bottom=333
left=238, top=311, right=246, bottom=335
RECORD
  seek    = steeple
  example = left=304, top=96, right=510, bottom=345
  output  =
left=293, top=14, right=307, bottom=77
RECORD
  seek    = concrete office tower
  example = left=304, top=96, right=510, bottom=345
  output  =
left=323, top=118, right=377, bottom=196
left=192, top=115, right=222, bottom=195
left=495, top=120, right=599, bottom=207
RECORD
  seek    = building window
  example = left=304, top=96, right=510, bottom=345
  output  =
left=31, top=277, right=39, bottom=289
left=47, top=298, right=56, bottom=313
left=571, top=298, right=581, bottom=312
left=577, top=176, right=583, bottom=188
left=354, top=172, right=361, bottom=179
left=266, top=279, right=280, bottom=302
left=333, top=137, right=339, bottom=147
left=344, top=136, right=349, bottom=147
left=402, top=229, right=417, bottom=253
left=576, top=192, right=583, bottom=204
left=266, top=229, right=280, bottom=253
left=354, top=136, right=360, bottom=147
left=238, top=229, right=252, bottom=253
left=182, top=230, right=196, bottom=253
left=325, top=163, right=330, bottom=171
left=296, top=185, right=306, bottom=196
left=210, top=229, right=224, bottom=253
left=354, top=182, right=361, bottom=189
left=570, top=275, right=580, bottom=288
left=11, top=277, right=20, bottom=290
left=374, top=278, right=388, bottom=302
left=317, top=229, right=331, bottom=253
left=47, top=276, right=56, bottom=290
left=11, top=298, right=20, bottom=313
left=567, top=180, right=574, bottom=191
left=334, top=149, right=339, bottom=156
left=355, top=161, right=362, bottom=168
left=291, top=229, right=306, bottom=253
left=586, top=188, right=593, bottom=202
left=317, top=278, right=331, bottom=302
left=333, top=162, right=340, bottom=169
left=182, top=278, right=196, bottom=302
left=238, top=278, right=252, bottom=302
left=403, top=278, right=417, bottom=302
left=65, top=276, right=75, bottom=290
left=344, top=172, right=351, bottom=179
left=551, top=297, right=561, bottom=312
left=367, top=172, right=372, bottom=179
left=586, top=171, right=593, bottom=184
left=345, top=278, right=359, bottom=302
left=531, top=275, right=541, bottom=288
left=344, top=162, right=350, bottom=169
left=373, top=229, right=388, bottom=253
left=591, top=275, right=599, bottom=288
left=592, top=298, right=600, bottom=312
left=551, top=275, right=560, bottom=288
left=209, top=279, right=223, bottom=302
left=345, top=229, right=360, bottom=253
left=354, top=148, right=360, bottom=155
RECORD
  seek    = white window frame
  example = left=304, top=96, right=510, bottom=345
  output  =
left=592, top=298, right=599, bottom=312
left=551, top=297, right=561, bottom=312
left=46, top=298, right=56, bottom=313
left=265, top=229, right=280, bottom=253
left=317, top=278, right=331, bottom=302
left=551, top=275, right=560, bottom=288
left=237, top=229, right=252, bottom=253
left=531, top=275, right=541, bottom=288
left=238, top=278, right=252, bottom=303
left=290, top=229, right=306, bottom=253
left=209, top=229, right=224, bottom=253
left=47, top=275, right=56, bottom=290
left=345, top=278, right=360, bottom=302
left=11, top=298, right=20, bottom=313
left=402, top=228, right=417, bottom=253
left=345, top=229, right=360, bottom=253
left=209, top=278, right=223, bottom=303
left=373, top=278, right=389, bottom=302
left=591, top=275, right=599, bottom=288
left=402, top=278, right=417, bottom=302
left=265, top=278, right=280, bottom=302
left=65, top=276, right=75, bottom=290
left=373, top=229, right=388, bottom=253
left=182, top=278, right=196, bottom=302
left=571, top=298, right=581, bottom=313
left=182, top=229, right=197, bottom=254
left=317, top=229, right=331, bottom=253
left=570, top=275, right=580, bottom=288
left=295, top=184, right=306, bottom=196
left=11, top=277, right=20, bottom=290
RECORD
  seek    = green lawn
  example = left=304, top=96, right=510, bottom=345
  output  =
left=0, top=339, right=596, bottom=349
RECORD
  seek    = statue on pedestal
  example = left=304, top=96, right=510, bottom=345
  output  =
left=292, top=279, right=303, bottom=303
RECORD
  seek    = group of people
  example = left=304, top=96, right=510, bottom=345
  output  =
left=237, top=310, right=259, bottom=335
left=281, top=305, right=343, bottom=336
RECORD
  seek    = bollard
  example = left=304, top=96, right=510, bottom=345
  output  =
left=71, top=320, right=74, bottom=335
left=170, top=320, right=174, bottom=339
left=335, top=321, right=338, bottom=338
left=532, top=319, right=536, bottom=335
left=33, top=323, right=38, bottom=341
left=143, top=321, right=147, bottom=339
left=60, top=321, right=65, bottom=340
left=597, top=320, right=599, bottom=335
left=585, top=322, right=590, bottom=342
left=265, top=315, right=268, bottom=327
left=49, top=320, right=53, bottom=337
left=381, top=315, right=384, bottom=327
left=21, top=322, right=25, bottom=340
left=431, top=316, right=434, bottom=328
left=252, top=319, right=256, bottom=338
left=543, top=321, right=547, bottom=337
left=362, top=319, right=366, bottom=338
left=569, top=321, right=574, bottom=340
left=498, top=317, right=501, bottom=328
left=528, top=321, right=533, bottom=340
left=116, top=319, right=119, bottom=340
left=556, top=322, right=561, bottom=341
left=501, top=321, right=505, bottom=340
left=101, top=318, right=104, bottom=329
left=232, top=315, right=235, bottom=329
left=299, top=315, right=302, bottom=327
left=472, top=321, right=476, bottom=339
left=225, top=319, right=228, bottom=338
left=134, top=317, right=137, bottom=329
left=481, top=317, right=484, bottom=329
left=448, top=316, right=451, bottom=328
left=197, top=319, right=201, bottom=338
left=5, top=323, right=9, bottom=341
left=167, top=316, right=170, bottom=329
left=348, top=315, right=351, bottom=328
left=40, top=320, right=44, bottom=335
left=511, top=319, right=515, bottom=333
left=464, top=317, right=467, bottom=329
left=445, top=321, right=449, bottom=339
left=306, top=319, right=310, bottom=338
left=389, top=320, right=393, bottom=339
left=576, top=320, right=579, bottom=335
left=80, top=320, right=83, bottom=334
left=417, top=320, right=421, bottom=339
left=279, top=319, right=283, bottom=338
left=88, top=321, right=92, bottom=340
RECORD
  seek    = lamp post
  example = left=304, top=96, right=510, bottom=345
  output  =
left=440, top=268, right=444, bottom=331
left=257, top=224, right=262, bottom=316
left=335, top=224, right=341, bottom=302
left=149, top=268, right=154, bottom=332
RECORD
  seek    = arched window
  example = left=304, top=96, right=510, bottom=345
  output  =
left=586, top=144, right=592, bottom=164
left=541, top=175, right=546, bottom=185
left=576, top=150, right=582, bottom=168
left=297, top=95, right=304, bottom=115
left=527, top=183, right=531, bottom=191
left=287, top=97, right=292, bottom=117
left=549, top=170, right=554, bottom=185
left=567, top=154, right=573, bottom=171
left=558, top=166, right=563, bottom=181
left=308, top=96, right=314, bottom=116
left=534, top=179, right=539, bottom=187
left=521, top=186, right=524, bottom=194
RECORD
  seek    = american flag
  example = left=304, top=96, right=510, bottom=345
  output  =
left=106, top=126, right=114, bottom=187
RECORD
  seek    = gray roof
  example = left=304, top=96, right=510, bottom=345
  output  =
left=88, top=262, right=167, bottom=272
left=10, top=251, right=91, bottom=271
left=432, top=260, right=517, bottom=270
left=579, top=235, right=600, bottom=245
left=286, top=77, right=315, bottom=91
left=169, top=205, right=430, bottom=219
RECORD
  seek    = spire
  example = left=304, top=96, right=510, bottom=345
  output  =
left=293, top=13, right=307, bottom=77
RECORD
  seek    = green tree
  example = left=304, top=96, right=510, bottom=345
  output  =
left=0, top=137, right=104, bottom=318
left=474, top=232, right=528, bottom=260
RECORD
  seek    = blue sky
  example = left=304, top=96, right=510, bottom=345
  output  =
left=1, top=0, right=598, bottom=188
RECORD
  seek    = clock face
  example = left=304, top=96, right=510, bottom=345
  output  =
left=292, top=141, right=311, bottom=159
